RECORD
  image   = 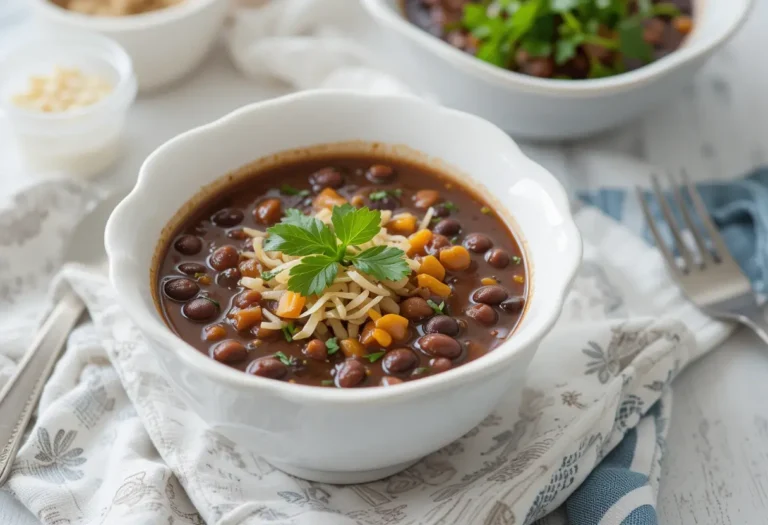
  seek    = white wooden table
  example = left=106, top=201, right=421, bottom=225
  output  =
left=2, top=3, right=767, bottom=522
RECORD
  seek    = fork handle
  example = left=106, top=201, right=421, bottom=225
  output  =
left=739, top=308, right=768, bottom=345
left=0, top=291, right=85, bottom=485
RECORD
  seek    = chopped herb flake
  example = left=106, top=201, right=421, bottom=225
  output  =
left=194, top=272, right=206, bottom=279
left=281, top=322, right=297, bottom=342
left=512, top=255, right=522, bottom=264
left=443, top=201, right=458, bottom=212
left=413, top=367, right=430, bottom=375
left=427, top=299, right=445, bottom=314
left=365, top=351, right=386, bottom=363
left=326, top=337, right=340, bottom=355
left=368, top=189, right=403, bottom=201
left=201, top=296, right=220, bottom=309
left=274, top=351, right=294, bottom=366
left=321, top=379, right=335, bottom=386
left=260, top=269, right=278, bottom=281
left=280, top=184, right=310, bottom=197
left=480, top=206, right=492, bottom=215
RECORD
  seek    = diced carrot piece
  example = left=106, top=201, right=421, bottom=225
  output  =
left=419, top=255, right=445, bottom=281
left=341, top=338, right=366, bottom=357
left=417, top=274, right=452, bottom=298
left=439, top=246, right=471, bottom=271
left=375, top=314, right=409, bottom=341
left=372, top=328, right=393, bottom=348
left=203, top=325, right=227, bottom=341
left=276, top=291, right=306, bottom=318
left=313, top=188, right=347, bottom=211
left=408, top=229, right=433, bottom=256
left=388, top=214, right=418, bottom=236
left=233, top=306, right=263, bottom=331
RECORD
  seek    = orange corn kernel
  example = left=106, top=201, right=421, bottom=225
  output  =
left=375, top=314, right=409, bottom=341
left=419, top=255, right=446, bottom=281
left=408, top=229, right=433, bottom=256
left=439, top=245, right=471, bottom=271
left=388, top=214, right=418, bottom=236
left=276, top=291, right=306, bottom=318
left=481, top=277, right=498, bottom=286
left=367, top=309, right=382, bottom=321
left=416, top=273, right=452, bottom=298
left=232, top=306, right=263, bottom=331
left=361, top=320, right=377, bottom=346
left=313, top=188, right=347, bottom=211
left=372, top=328, right=393, bottom=348
left=513, top=275, right=525, bottom=284
left=340, top=338, right=366, bottom=358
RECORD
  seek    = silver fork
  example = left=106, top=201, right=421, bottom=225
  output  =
left=638, top=172, right=768, bottom=343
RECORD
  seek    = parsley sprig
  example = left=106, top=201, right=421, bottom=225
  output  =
left=461, top=0, right=682, bottom=79
left=264, top=205, right=411, bottom=296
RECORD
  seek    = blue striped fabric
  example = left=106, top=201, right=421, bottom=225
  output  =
left=564, top=168, right=768, bottom=525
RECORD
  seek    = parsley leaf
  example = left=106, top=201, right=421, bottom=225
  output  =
left=365, top=351, right=386, bottom=363
left=618, top=17, right=653, bottom=63
left=287, top=255, right=339, bottom=296
left=427, top=300, right=445, bottom=315
left=264, top=215, right=337, bottom=257
left=348, top=246, right=411, bottom=282
left=275, top=350, right=294, bottom=364
left=326, top=337, right=340, bottom=355
left=321, top=379, right=335, bottom=386
left=280, top=184, right=310, bottom=197
left=331, top=204, right=381, bottom=247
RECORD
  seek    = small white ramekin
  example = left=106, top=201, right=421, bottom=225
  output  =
left=0, top=32, right=137, bottom=178
left=29, top=0, right=231, bottom=92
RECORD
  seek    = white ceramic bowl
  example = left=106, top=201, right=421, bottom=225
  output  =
left=105, top=90, right=582, bottom=483
left=360, top=0, right=753, bottom=140
left=29, top=0, right=230, bottom=92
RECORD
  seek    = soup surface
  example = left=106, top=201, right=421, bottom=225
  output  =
left=155, top=154, right=527, bottom=388
left=403, top=0, right=694, bottom=80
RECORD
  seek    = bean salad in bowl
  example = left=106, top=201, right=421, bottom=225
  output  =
left=156, top=156, right=528, bottom=388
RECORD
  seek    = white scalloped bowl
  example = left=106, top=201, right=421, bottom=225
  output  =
left=360, top=0, right=753, bottom=140
left=105, top=90, right=582, bottom=483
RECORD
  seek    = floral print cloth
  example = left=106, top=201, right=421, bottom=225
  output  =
left=0, top=175, right=732, bottom=524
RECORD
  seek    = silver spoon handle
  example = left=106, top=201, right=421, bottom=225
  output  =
left=0, top=291, right=85, bottom=485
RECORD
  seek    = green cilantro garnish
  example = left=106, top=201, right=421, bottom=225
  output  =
left=460, top=0, right=672, bottom=79
left=260, top=269, right=278, bottom=281
left=274, top=351, right=294, bottom=366
left=368, top=189, right=403, bottom=201
left=442, top=201, right=458, bottom=212
left=321, top=379, right=335, bottom=386
left=512, top=255, right=522, bottom=265
left=280, top=184, right=310, bottom=198
left=427, top=299, right=445, bottom=315
left=200, top=296, right=220, bottom=309
left=264, top=204, right=410, bottom=296
left=365, top=351, right=386, bottom=363
left=413, top=367, right=430, bottom=375
left=326, top=337, right=340, bottom=355
left=281, top=322, right=297, bottom=342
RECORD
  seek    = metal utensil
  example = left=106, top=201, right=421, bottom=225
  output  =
left=638, top=173, right=768, bottom=342
left=0, top=190, right=126, bottom=484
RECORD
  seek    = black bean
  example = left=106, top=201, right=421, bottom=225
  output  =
left=432, top=218, right=461, bottom=236
left=472, top=285, right=508, bottom=305
left=310, top=167, right=344, bottom=191
left=425, top=234, right=451, bottom=255
left=400, top=297, right=434, bottom=320
left=247, top=357, right=288, bottom=379
left=486, top=248, right=510, bottom=269
left=216, top=268, right=241, bottom=289
left=466, top=304, right=497, bottom=326
left=182, top=297, right=219, bottom=321
left=254, top=198, right=283, bottom=225
left=227, top=228, right=247, bottom=240
left=211, top=208, right=244, bottom=227
left=304, top=339, right=328, bottom=361
left=424, top=315, right=460, bottom=337
left=174, top=235, right=202, bottom=255
left=177, top=262, right=207, bottom=276
left=366, top=164, right=395, bottom=183
left=432, top=204, right=451, bottom=218
left=382, top=348, right=418, bottom=374
left=380, top=376, right=404, bottom=386
left=337, top=359, right=366, bottom=388
left=234, top=290, right=262, bottom=309
left=210, top=245, right=239, bottom=271
left=211, top=340, right=247, bottom=364
left=500, top=296, right=525, bottom=314
left=463, top=233, right=493, bottom=253
left=430, top=357, right=452, bottom=374
left=417, top=333, right=461, bottom=358
left=368, top=195, right=399, bottom=211
left=164, top=278, right=199, bottom=301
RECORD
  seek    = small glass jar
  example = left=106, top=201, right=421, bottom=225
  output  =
left=0, top=31, right=137, bottom=178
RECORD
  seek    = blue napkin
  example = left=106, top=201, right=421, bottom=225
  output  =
left=562, top=167, right=768, bottom=525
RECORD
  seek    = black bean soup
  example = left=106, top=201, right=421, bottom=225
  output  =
left=155, top=155, right=527, bottom=388
left=404, top=0, right=694, bottom=80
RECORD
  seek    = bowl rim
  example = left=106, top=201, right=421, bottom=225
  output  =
left=360, top=0, right=755, bottom=96
left=28, top=0, right=220, bottom=31
left=105, top=90, right=582, bottom=404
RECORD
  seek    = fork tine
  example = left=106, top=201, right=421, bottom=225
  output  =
left=669, top=172, right=713, bottom=265
left=636, top=186, right=681, bottom=275
left=651, top=174, right=694, bottom=271
left=681, top=170, right=733, bottom=263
